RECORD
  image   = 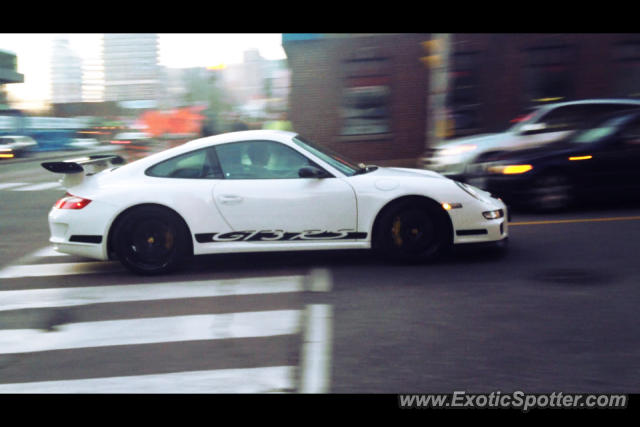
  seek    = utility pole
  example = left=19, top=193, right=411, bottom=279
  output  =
left=420, top=33, right=452, bottom=168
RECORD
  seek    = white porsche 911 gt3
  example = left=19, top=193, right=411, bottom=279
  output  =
left=42, top=130, right=508, bottom=274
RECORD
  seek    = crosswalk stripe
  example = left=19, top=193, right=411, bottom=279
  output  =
left=12, top=182, right=62, bottom=191
left=0, top=366, right=294, bottom=393
left=0, top=182, right=27, bottom=190
left=300, top=304, right=333, bottom=393
left=0, top=248, right=333, bottom=393
left=0, top=276, right=305, bottom=311
left=29, top=246, right=70, bottom=258
left=0, top=310, right=301, bottom=355
left=0, top=261, right=123, bottom=279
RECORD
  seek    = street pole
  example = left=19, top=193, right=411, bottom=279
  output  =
left=420, top=33, right=452, bottom=168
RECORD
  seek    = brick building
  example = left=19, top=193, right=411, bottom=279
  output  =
left=282, top=33, right=640, bottom=167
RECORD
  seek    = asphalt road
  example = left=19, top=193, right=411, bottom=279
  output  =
left=1, top=147, right=640, bottom=396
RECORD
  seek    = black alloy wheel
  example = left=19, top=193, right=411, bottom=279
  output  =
left=113, top=206, right=191, bottom=275
left=376, top=203, right=449, bottom=262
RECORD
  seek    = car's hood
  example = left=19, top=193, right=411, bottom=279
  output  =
left=369, top=166, right=447, bottom=179
left=435, top=133, right=508, bottom=149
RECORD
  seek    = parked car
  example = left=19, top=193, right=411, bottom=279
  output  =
left=422, top=99, right=640, bottom=181
left=110, top=131, right=154, bottom=146
left=0, top=135, right=38, bottom=159
left=41, top=130, right=508, bottom=275
left=469, top=108, right=640, bottom=211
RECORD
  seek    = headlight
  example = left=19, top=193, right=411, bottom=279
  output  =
left=439, top=144, right=477, bottom=157
left=0, top=148, right=14, bottom=158
left=483, top=209, right=504, bottom=219
left=487, top=164, right=533, bottom=175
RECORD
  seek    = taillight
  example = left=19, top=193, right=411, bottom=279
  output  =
left=54, top=193, right=92, bottom=209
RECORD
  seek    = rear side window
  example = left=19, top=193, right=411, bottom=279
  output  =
left=540, top=104, right=640, bottom=131
left=146, top=147, right=223, bottom=179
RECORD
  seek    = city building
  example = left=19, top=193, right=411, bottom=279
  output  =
left=282, top=33, right=640, bottom=167
left=0, top=49, right=24, bottom=111
left=283, top=34, right=427, bottom=167
left=103, top=34, right=160, bottom=105
left=158, top=50, right=290, bottom=118
left=50, top=38, right=83, bottom=104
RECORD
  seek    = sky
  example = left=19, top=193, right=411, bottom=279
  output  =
left=0, top=33, right=287, bottom=110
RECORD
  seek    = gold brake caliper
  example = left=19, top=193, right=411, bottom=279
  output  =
left=391, top=217, right=403, bottom=247
left=164, top=231, right=174, bottom=250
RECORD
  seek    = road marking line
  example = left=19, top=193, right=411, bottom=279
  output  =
left=29, top=246, right=70, bottom=258
left=306, top=268, right=332, bottom=292
left=0, top=366, right=294, bottom=393
left=300, top=304, right=333, bottom=393
left=0, top=310, right=301, bottom=354
left=0, top=276, right=306, bottom=311
left=0, top=261, right=124, bottom=279
left=0, top=183, right=27, bottom=190
left=12, top=182, right=62, bottom=191
left=510, top=215, right=640, bottom=226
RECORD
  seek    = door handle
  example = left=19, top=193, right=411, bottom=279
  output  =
left=218, top=194, right=243, bottom=204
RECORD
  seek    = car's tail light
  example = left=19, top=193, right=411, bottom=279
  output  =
left=54, top=193, right=92, bottom=209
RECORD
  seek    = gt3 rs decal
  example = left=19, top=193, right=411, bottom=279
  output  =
left=195, top=230, right=367, bottom=243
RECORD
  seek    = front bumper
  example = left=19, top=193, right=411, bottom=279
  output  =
left=447, top=193, right=509, bottom=245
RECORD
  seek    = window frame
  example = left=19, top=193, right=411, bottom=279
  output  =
left=213, top=139, right=334, bottom=180
left=144, top=146, right=224, bottom=180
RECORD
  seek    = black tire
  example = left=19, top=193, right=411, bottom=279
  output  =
left=112, top=206, right=191, bottom=275
left=374, top=201, right=450, bottom=262
left=530, top=173, right=573, bottom=212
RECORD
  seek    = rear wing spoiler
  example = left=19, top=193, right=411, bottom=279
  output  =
left=41, top=154, right=125, bottom=188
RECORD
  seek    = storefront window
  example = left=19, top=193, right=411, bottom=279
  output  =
left=341, top=51, right=391, bottom=136
left=449, top=51, right=482, bottom=136
left=522, top=45, right=576, bottom=106
left=612, top=41, right=640, bottom=98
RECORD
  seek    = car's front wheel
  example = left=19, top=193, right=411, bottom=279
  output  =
left=112, top=206, right=191, bottom=275
left=375, top=201, right=450, bottom=262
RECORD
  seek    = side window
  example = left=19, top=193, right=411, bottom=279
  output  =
left=215, top=140, right=321, bottom=179
left=582, top=104, right=640, bottom=125
left=536, top=104, right=640, bottom=134
left=146, top=147, right=223, bottom=179
left=537, top=106, right=587, bottom=132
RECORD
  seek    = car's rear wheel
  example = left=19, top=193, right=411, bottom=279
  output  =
left=530, top=173, right=573, bottom=212
left=375, top=202, right=450, bottom=262
left=112, top=206, right=191, bottom=275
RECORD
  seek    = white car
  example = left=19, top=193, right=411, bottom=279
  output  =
left=42, top=130, right=508, bottom=274
left=423, top=99, right=640, bottom=181
left=0, top=135, right=38, bottom=158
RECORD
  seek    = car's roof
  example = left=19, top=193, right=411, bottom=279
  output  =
left=537, top=98, right=640, bottom=111
left=109, top=130, right=300, bottom=176
left=183, top=130, right=298, bottom=150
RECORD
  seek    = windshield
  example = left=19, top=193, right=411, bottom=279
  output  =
left=505, top=107, right=543, bottom=133
left=292, top=135, right=360, bottom=176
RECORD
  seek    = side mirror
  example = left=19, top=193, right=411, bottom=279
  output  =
left=519, top=123, right=547, bottom=135
left=299, top=166, right=329, bottom=178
